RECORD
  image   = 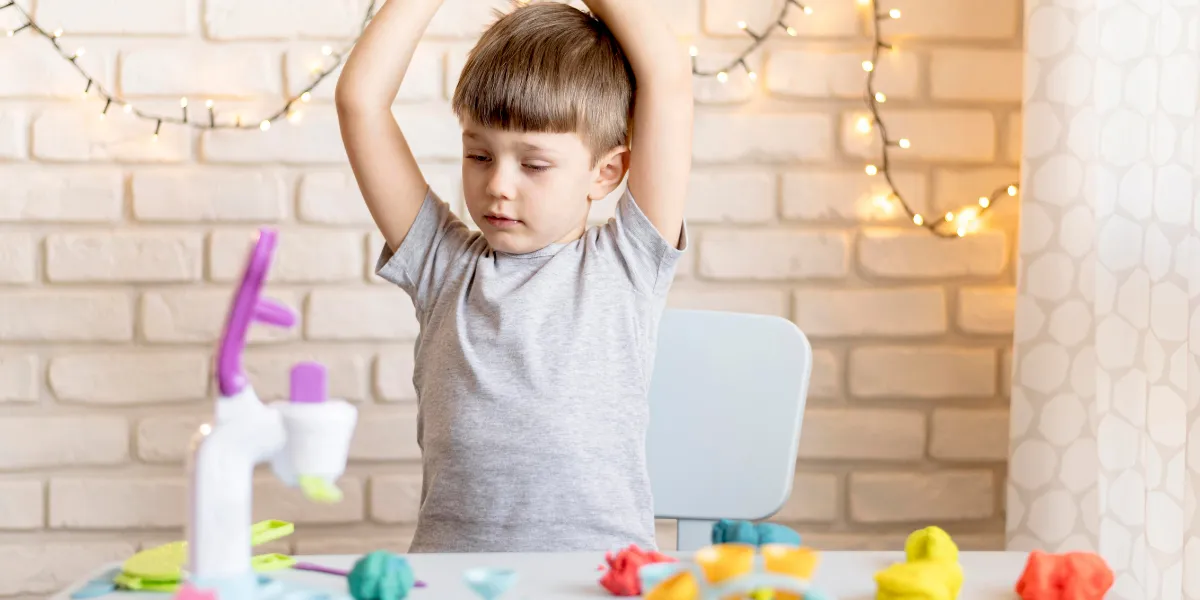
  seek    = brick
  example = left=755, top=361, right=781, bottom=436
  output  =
left=50, top=478, right=184, bottom=528
left=932, top=168, right=1021, bottom=215
left=286, top=43, right=441, bottom=102
left=842, top=110, right=996, bottom=163
left=132, top=170, right=288, bottom=222
left=794, top=288, right=947, bottom=337
left=849, top=347, right=997, bottom=398
left=351, top=409, right=421, bottom=460
left=699, top=230, right=850, bottom=280
left=958, top=287, right=1015, bottom=334
left=798, top=409, right=925, bottom=460
left=685, top=170, right=776, bottom=223
left=1001, top=348, right=1013, bottom=396
left=32, top=105, right=190, bottom=162
left=37, top=0, right=193, bottom=34
left=667, top=287, right=789, bottom=317
left=137, top=414, right=205, bottom=463
left=210, top=229, right=363, bottom=283
left=244, top=350, right=369, bottom=402
left=769, top=473, right=839, bottom=523
left=370, top=474, right=422, bottom=523
left=120, top=45, right=281, bottom=96
left=49, top=353, right=209, bottom=404
left=205, top=0, right=371, bottom=39
left=878, top=0, right=1019, bottom=39
left=0, top=292, right=133, bottom=341
left=376, top=347, right=417, bottom=402
left=0, top=543, right=135, bottom=596
left=202, top=106, right=460, bottom=164
left=0, top=355, right=38, bottom=402
left=294, top=534, right=412, bottom=555
left=930, top=49, right=1023, bottom=102
left=299, top=171, right=373, bottom=225
left=0, top=168, right=123, bottom=222
left=703, top=0, right=857, bottom=37
left=930, top=409, right=1010, bottom=461
left=141, top=290, right=300, bottom=343
left=0, top=417, right=128, bottom=470
left=0, top=37, right=113, bottom=98
left=0, top=233, right=34, bottom=283
left=691, top=51, right=758, bottom=105
left=767, top=51, right=920, bottom=99
left=850, top=470, right=994, bottom=522
left=0, top=110, right=26, bottom=158
left=306, top=289, right=420, bottom=340
left=254, top=476, right=364, bottom=524
left=0, top=481, right=42, bottom=529
left=694, top=113, right=833, bottom=163
left=809, top=349, right=842, bottom=399
left=781, top=171, right=927, bottom=223
left=859, top=229, right=1008, bottom=279
left=426, top=0, right=511, bottom=37
left=47, top=232, right=203, bottom=282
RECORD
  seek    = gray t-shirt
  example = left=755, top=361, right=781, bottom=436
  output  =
left=375, top=186, right=687, bottom=553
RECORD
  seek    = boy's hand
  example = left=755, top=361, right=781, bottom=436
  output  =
left=335, top=0, right=446, bottom=253
left=582, top=0, right=693, bottom=248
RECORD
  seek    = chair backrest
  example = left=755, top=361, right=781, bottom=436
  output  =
left=646, top=309, right=813, bottom=551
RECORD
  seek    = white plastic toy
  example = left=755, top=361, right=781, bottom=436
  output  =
left=183, top=228, right=358, bottom=600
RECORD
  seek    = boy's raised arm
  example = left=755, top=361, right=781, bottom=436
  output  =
left=582, top=0, right=694, bottom=248
left=335, top=0, right=444, bottom=253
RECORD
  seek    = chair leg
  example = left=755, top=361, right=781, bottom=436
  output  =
left=676, top=519, right=716, bottom=552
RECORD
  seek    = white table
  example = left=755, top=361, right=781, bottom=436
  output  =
left=53, top=551, right=1032, bottom=600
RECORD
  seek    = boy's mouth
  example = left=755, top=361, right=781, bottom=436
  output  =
left=483, top=214, right=522, bottom=229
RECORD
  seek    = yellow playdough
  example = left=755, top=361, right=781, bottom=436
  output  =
left=874, top=526, right=963, bottom=600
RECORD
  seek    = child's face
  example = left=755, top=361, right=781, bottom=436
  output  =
left=460, top=122, right=625, bottom=254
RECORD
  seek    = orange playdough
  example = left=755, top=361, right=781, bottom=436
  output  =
left=1014, top=550, right=1114, bottom=600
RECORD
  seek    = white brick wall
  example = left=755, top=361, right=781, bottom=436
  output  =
left=0, top=0, right=1020, bottom=594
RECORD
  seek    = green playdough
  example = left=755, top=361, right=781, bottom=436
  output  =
left=348, top=551, right=415, bottom=600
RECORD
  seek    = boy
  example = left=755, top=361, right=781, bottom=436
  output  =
left=334, top=0, right=693, bottom=553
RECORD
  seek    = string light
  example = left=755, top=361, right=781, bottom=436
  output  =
left=0, top=0, right=378, bottom=139
left=689, top=0, right=812, bottom=79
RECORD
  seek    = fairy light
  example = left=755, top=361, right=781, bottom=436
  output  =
left=691, top=0, right=813, bottom=80
left=0, top=0, right=378, bottom=136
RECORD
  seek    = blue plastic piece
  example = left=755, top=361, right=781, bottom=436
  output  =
left=70, top=581, right=116, bottom=599
left=712, top=519, right=801, bottom=547
left=463, top=567, right=517, bottom=600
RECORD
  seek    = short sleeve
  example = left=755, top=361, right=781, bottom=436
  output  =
left=374, top=187, right=478, bottom=312
left=602, top=188, right=689, bottom=297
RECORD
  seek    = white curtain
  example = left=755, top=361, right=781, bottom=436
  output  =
left=1007, top=1, right=1200, bottom=599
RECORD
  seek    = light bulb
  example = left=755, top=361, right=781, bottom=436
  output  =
left=898, top=138, right=911, bottom=148
left=124, top=104, right=133, bottom=114
left=53, top=27, right=63, bottom=37
left=803, top=6, right=813, bottom=14
left=945, top=212, right=955, bottom=222
left=717, top=71, right=728, bottom=83
left=862, top=60, right=874, bottom=72
left=889, top=8, right=901, bottom=18
left=322, top=45, right=333, bottom=56
left=180, top=97, right=188, bottom=108
left=689, top=45, right=698, bottom=57
left=259, top=120, right=271, bottom=131
left=913, top=214, right=924, bottom=225
left=737, top=20, right=747, bottom=29
left=855, top=117, right=872, bottom=134
left=875, top=92, right=887, bottom=102
left=979, top=197, right=990, bottom=208
left=73, top=47, right=86, bottom=58
left=1007, top=185, right=1018, bottom=196
left=865, top=165, right=878, bottom=176
left=786, top=26, right=797, bottom=35
left=205, top=99, right=213, bottom=108
left=747, top=71, right=757, bottom=81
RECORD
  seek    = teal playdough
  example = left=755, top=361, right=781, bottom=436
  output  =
left=348, top=551, right=415, bottom=600
left=711, top=519, right=802, bottom=547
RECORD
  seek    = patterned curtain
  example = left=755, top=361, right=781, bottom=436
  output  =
left=1007, top=1, right=1200, bottom=599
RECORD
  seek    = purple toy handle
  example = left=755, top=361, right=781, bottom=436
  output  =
left=215, top=229, right=298, bottom=397
left=292, top=562, right=426, bottom=587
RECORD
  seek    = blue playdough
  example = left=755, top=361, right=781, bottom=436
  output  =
left=348, top=551, right=416, bottom=600
left=712, top=519, right=802, bottom=547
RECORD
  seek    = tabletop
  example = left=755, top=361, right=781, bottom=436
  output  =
left=53, top=550, right=1033, bottom=600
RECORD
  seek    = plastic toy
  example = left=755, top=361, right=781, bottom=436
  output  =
left=464, top=567, right=518, bottom=600
left=116, top=520, right=296, bottom=592
left=599, top=544, right=677, bottom=595
left=642, top=543, right=832, bottom=600
left=292, top=557, right=426, bottom=590
left=1014, top=550, right=1113, bottom=600
left=874, top=526, right=963, bottom=600
left=347, top=551, right=416, bottom=600
left=176, top=228, right=359, bottom=600
left=712, top=519, right=802, bottom=547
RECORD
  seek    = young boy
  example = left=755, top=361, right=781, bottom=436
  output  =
left=334, top=0, right=694, bottom=553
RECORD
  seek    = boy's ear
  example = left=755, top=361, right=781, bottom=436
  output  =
left=589, top=145, right=630, bottom=201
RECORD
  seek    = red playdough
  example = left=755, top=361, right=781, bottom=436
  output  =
left=599, top=545, right=677, bottom=596
left=1015, top=550, right=1114, bottom=600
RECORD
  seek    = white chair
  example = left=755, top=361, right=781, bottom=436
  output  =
left=646, top=309, right=813, bottom=551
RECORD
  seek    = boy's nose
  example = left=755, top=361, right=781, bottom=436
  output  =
left=486, top=167, right=516, bottom=200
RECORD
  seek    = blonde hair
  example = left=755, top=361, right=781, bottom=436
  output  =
left=451, top=2, right=635, bottom=163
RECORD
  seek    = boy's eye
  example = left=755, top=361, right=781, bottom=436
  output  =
left=523, top=163, right=550, bottom=172
left=466, top=154, right=490, bottom=163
